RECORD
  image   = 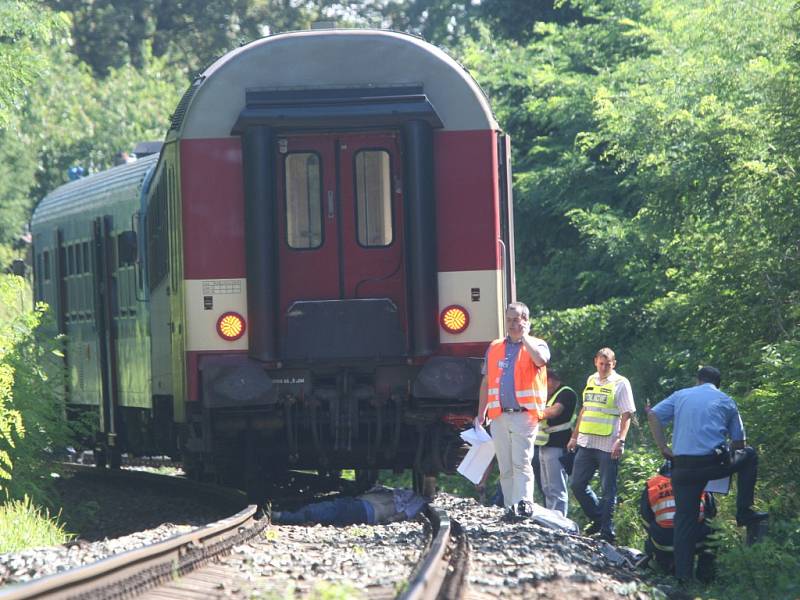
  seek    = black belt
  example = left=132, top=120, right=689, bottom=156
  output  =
left=501, top=408, right=526, bottom=413
left=673, top=454, right=720, bottom=467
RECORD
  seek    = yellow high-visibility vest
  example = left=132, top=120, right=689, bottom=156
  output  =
left=535, top=386, right=577, bottom=446
left=578, top=375, right=620, bottom=436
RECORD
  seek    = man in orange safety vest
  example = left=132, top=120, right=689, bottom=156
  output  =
left=640, top=461, right=716, bottom=580
left=476, top=302, right=550, bottom=520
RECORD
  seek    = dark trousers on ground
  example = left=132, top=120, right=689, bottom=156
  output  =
left=671, top=447, right=758, bottom=580
left=277, top=497, right=371, bottom=525
left=570, top=446, right=619, bottom=537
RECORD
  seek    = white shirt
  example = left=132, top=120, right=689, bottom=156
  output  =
left=576, top=370, right=635, bottom=453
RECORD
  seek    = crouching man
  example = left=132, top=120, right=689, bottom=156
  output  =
left=640, top=461, right=716, bottom=581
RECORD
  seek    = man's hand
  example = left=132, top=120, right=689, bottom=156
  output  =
left=566, top=437, right=578, bottom=452
left=660, top=445, right=674, bottom=459
left=611, top=439, right=625, bottom=459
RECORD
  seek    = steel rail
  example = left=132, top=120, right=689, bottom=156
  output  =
left=0, top=505, right=264, bottom=600
left=0, top=466, right=265, bottom=600
left=400, top=505, right=469, bottom=600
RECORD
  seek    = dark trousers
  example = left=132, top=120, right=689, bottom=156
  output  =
left=570, top=446, right=619, bottom=537
left=646, top=521, right=715, bottom=580
left=671, top=447, right=758, bottom=579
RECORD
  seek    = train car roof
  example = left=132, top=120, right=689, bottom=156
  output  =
left=178, top=29, right=498, bottom=139
left=31, top=154, right=158, bottom=229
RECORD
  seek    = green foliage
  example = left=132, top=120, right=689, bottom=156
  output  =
left=463, top=1, right=800, bottom=594
left=614, top=449, right=660, bottom=547
left=0, top=494, right=72, bottom=552
left=0, top=275, right=73, bottom=502
left=704, top=518, right=800, bottom=600
left=0, top=1, right=66, bottom=127
left=0, top=44, right=184, bottom=247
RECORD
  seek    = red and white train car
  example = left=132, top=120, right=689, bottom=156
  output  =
left=37, top=28, right=517, bottom=493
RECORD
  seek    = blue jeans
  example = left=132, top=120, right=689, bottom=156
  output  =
left=278, top=497, right=373, bottom=525
left=570, top=446, right=619, bottom=536
left=537, top=446, right=569, bottom=517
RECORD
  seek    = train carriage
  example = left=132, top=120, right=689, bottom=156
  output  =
left=31, top=29, right=516, bottom=494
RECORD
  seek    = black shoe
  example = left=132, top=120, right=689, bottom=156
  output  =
left=736, top=510, right=768, bottom=527
left=599, top=531, right=616, bottom=544
left=517, top=500, right=534, bottom=518
left=583, top=521, right=601, bottom=536
left=502, top=505, right=518, bottom=521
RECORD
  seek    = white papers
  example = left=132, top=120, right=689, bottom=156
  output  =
left=705, top=477, right=730, bottom=494
left=457, top=425, right=496, bottom=484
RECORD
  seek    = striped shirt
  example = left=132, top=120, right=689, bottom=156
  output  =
left=576, top=370, right=635, bottom=453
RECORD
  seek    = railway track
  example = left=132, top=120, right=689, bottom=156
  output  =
left=0, top=468, right=470, bottom=599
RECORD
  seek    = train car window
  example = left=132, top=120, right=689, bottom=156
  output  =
left=43, top=250, right=51, bottom=281
left=75, top=242, right=83, bottom=274
left=67, top=244, right=76, bottom=276
left=285, top=153, right=322, bottom=249
left=146, top=176, right=169, bottom=291
left=355, top=150, right=393, bottom=247
left=82, top=242, right=90, bottom=274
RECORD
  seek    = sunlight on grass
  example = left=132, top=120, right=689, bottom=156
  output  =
left=0, top=495, right=72, bottom=552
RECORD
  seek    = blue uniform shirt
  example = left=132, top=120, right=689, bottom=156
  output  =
left=651, top=383, right=745, bottom=456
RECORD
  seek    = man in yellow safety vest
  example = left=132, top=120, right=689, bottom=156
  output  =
left=567, top=347, right=635, bottom=543
left=533, top=369, right=577, bottom=517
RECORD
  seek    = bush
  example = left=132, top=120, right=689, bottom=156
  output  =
left=0, top=275, right=73, bottom=503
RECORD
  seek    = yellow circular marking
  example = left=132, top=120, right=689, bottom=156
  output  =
left=218, top=314, right=244, bottom=339
left=442, top=307, right=467, bottom=332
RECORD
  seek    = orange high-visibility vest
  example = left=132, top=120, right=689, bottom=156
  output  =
left=485, top=339, right=547, bottom=421
left=647, top=475, right=705, bottom=528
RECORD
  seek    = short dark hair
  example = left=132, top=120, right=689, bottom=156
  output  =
left=697, top=366, right=721, bottom=387
left=547, top=368, right=562, bottom=382
left=506, top=302, right=530, bottom=320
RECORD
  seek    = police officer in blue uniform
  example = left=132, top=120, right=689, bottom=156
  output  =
left=647, top=366, right=767, bottom=581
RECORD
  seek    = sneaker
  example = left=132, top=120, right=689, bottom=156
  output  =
left=502, top=505, right=518, bottom=521
left=517, top=500, right=534, bottom=518
left=583, top=521, right=601, bottom=536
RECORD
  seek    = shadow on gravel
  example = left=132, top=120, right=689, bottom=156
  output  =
left=53, top=471, right=228, bottom=541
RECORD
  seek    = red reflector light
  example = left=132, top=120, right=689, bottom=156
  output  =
left=216, top=312, right=246, bottom=341
left=440, top=305, right=469, bottom=334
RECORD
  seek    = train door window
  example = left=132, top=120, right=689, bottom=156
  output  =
left=285, top=153, right=322, bottom=249
left=354, top=150, right=392, bottom=247
left=67, top=244, right=76, bottom=276
left=83, top=242, right=90, bottom=274
left=36, top=252, right=44, bottom=301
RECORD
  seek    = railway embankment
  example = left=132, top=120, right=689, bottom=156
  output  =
left=0, top=467, right=666, bottom=599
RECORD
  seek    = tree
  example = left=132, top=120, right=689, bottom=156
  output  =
left=0, top=43, right=184, bottom=249
left=0, top=1, right=65, bottom=126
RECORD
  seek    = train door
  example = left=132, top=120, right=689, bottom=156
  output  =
left=276, top=131, right=406, bottom=340
left=92, top=216, right=121, bottom=467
